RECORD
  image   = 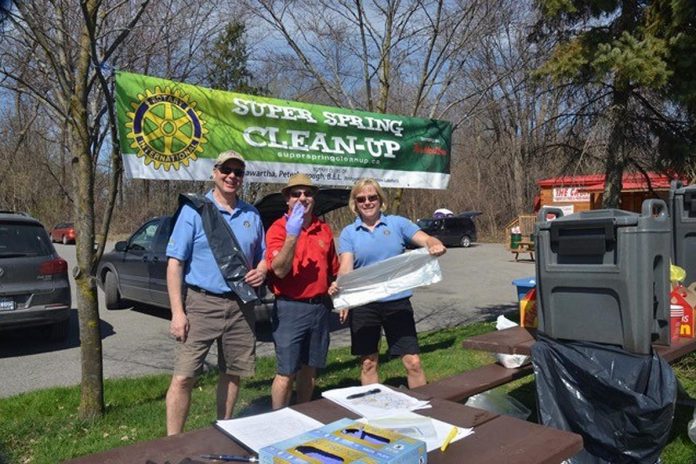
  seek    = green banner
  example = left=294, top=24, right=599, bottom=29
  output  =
left=115, top=71, right=451, bottom=189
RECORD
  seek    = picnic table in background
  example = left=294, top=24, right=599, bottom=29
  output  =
left=505, top=215, right=536, bottom=261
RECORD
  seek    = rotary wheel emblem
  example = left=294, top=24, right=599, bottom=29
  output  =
left=126, top=87, right=208, bottom=171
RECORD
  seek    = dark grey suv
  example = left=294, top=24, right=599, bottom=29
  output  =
left=0, top=211, right=72, bottom=341
left=416, top=213, right=479, bottom=248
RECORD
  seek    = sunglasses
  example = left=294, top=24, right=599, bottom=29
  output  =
left=355, top=194, right=379, bottom=204
left=290, top=189, right=315, bottom=198
left=217, top=165, right=245, bottom=177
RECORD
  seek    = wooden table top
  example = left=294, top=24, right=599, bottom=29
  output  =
left=64, top=395, right=582, bottom=464
left=461, top=326, right=538, bottom=355
left=461, top=326, right=696, bottom=363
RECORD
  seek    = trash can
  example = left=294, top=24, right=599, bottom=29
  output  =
left=669, top=180, right=696, bottom=286
left=512, top=277, right=536, bottom=302
left=510, top=233, right=522, bottom=249
left=534, top=199, right=671, bottom=354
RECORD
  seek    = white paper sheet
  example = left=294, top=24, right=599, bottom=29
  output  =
left=360, top=411, right=474, bottom=452
left=215, top=407, right=324, bottom=452
left=321, top=383, right=431, bottom=419
left=331, top=248, right=442, bottom=310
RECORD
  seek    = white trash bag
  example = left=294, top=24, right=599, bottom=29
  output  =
left=689, top=408, right=696, bottom=444
left=332, top=248, right=442, bottom=310
left=494, top=315, right=530, bottom=369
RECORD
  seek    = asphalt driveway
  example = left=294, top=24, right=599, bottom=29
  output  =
left=0, top=243, right=534, bottom=397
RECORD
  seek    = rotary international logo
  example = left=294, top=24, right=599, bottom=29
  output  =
left=126, top=87, right=208, bottom=171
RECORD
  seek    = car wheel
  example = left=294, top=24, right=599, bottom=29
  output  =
left=48, top=319, right=69, bottom=342
left=104, top=271, right=124, bottom=310
left=460, top=235, right=472, bottom=248
left=62, top=235, right=68, bottom=245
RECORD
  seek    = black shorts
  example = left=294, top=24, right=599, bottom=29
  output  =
left=349, top=298, right=420, bottom=357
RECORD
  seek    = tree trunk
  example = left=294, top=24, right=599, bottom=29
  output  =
left=73, top=0, right=104, bottom=420
left=602, top=90, right=630, bottom=209
left=72, top=125, right=104, bottom=419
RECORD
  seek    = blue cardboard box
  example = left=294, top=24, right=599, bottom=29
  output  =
left=259, top=417, right=427, bottom=463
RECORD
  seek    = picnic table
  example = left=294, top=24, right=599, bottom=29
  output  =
left=461, top=326, right=696, bottom=363
left=64, top=393, right=583, bottom=464
left=413, top=327, right=696, bottom=405
left=505, top=215, right=536, bottom=261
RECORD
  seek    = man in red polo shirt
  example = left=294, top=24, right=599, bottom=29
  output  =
left=266, top=174, right=339, bottom=409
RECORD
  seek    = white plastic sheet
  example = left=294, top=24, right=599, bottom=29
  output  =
left=331, top=248, right=442, bottom=310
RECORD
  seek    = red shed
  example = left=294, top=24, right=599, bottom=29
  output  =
left=536, top=172, right=680, bottom=214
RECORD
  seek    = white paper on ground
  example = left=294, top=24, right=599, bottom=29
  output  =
left=359, top=411, right=474, bottom=452
left=332, top=248, right=442, bottom=310
left=321, top=383, right=431, bottom=419
left=215, top=407, right=324, bottom=452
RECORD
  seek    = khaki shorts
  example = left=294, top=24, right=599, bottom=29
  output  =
left=173, top=288, right=256, bottom=378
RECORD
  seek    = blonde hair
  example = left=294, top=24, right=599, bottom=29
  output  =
left=349, top=178, right=388, bottom=216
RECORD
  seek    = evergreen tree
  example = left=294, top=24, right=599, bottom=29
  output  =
left=533, top=0, right=696, bottom=205
left=206, top=21, right=265, bottom=95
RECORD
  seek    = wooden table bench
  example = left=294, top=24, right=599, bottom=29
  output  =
left=412, top=362, right=533, bottom=403
left=64, top=395, right=583, bottom=464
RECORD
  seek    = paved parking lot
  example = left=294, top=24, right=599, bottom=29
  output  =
left=0, top=243, right=534, bottom=397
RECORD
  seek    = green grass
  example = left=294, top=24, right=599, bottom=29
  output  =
left=1, top=321, right=695, bottom=463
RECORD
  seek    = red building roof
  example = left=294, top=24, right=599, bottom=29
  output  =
left=537, top=172, right=681, bottom=192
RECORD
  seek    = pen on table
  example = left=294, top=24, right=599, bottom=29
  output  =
left=346, top=388, right=381, bottom=400
left=199, top=454, right=258, bottom=462
left=440, top=426, right=458, bottom=453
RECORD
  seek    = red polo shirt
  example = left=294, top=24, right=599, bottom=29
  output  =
left=265, top=215, right=339, bottom=299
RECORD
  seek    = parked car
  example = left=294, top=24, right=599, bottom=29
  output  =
left=50, top=222, right=76, bottom=244
left=416, top=213, right=479, bottom=248
left=95, top=189, right=350, bottom=322
left=0, top=211, right=71, bottom=341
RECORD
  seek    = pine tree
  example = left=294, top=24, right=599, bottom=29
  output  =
left=206, top=21, right=266, bottom=96
left=533, top=0, right=696, bottom=205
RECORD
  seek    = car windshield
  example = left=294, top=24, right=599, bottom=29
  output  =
left=417, top=218, right=433, bottom=228
left=0, top=223, right=53, bottom=257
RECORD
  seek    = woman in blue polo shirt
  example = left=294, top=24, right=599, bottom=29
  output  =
left=331, top=178, right=446, bottom=388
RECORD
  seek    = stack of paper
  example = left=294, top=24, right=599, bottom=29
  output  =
left=216, top=384, right=474, bottom=456
left=215, top=407, right=324, bottom=453
left=321, top=383, right=431, bottom=419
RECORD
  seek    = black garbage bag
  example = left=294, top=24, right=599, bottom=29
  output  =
left=532, top=333, right=677, bottom=464
left=174, top=193, right=258, bottom=304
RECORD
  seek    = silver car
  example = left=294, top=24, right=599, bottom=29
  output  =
left=0, top=211, right=72, bottom=341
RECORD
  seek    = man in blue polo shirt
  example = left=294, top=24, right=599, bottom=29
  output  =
left=165, top=150, right=267, bottom=435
